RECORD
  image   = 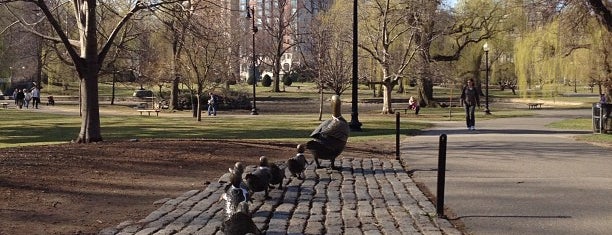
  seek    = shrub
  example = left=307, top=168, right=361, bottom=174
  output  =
left=283, top=72, right=295, bottom=86
left=176, top=90, right=251, bottom=111
left=262, top=74, right=272, bottom=87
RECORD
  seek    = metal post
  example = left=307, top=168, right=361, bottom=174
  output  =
left=396, top=112, right=400, bottom=160
left=249, top=6, right=258, bottom=115
left=436, top=134, right=448, bottom=217
left=349, top=0, right=362, bottom=131
left=484, top=49, right=491, bottom=114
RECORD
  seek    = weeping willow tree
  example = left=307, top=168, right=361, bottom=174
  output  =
left=515, top=1, right=612, bottom=101
left=515, top=20, right=560, bottom=99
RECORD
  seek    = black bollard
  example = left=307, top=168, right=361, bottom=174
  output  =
left=396, top=112, right=400, bottom=160
left=436, top=134, right=447, bottom=217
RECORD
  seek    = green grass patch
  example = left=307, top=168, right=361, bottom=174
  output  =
left=0, top=108, right=430, bottom=148
left=547, top=118, right=612, bottom=144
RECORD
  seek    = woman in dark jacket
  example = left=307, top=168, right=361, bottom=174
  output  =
left=460, top=79, right=480, bottom=130
left=16, top=89, right=25, bottom=109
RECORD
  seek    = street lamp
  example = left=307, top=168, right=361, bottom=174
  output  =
left=349, top=0, right=362, bottom=131
left=483, top=42, right=491, bottom=115
left=246, top=6, right=258, bottom=115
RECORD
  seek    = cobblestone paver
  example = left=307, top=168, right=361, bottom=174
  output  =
left=100, top=158, right=460, bottom=235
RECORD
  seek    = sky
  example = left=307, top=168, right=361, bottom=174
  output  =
left=444, top=0, right=458, bottom=8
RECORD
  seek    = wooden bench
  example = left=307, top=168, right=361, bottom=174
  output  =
left=395, top=108, right=410, bottom=114
left=394, top=107, right=419, bottom=115
left=137, top=109, right=160, bottom=116
left=527, top=103, right=543, bottom=109
left=1, top=102, right=8, bottom=109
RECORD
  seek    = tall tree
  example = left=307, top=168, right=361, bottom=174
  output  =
left=584, top=0, right=612, bottom=32
left=412, top=0, right=504, bottom=107
left=299, top=1, right=352, bottom=120
left=359, top=0, right=419, bottom=114
left=150, top=1, right=196, bottom=110
left=180, top=0, right=230, bottom=121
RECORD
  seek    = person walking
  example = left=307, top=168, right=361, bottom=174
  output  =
left=460, top=78, right=480, bottom=130
left=12, top=88, right=18, bottom=105
left=15, top=89, right=25, bottom=109
left=31, top=84, right=40, bottom=109
left=207, top=92, right=217, bottom=116
left=24, top=89, right=32, bottom=109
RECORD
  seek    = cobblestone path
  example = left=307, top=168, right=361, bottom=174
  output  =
left=100, top=158, right=460, bottom=235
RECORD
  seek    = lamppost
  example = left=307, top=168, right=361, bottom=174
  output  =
left=349, top=0, right=362, bottom=131
left=246, top=5, right=259, bottom=115
left=483, top=42, right=491, bottom=115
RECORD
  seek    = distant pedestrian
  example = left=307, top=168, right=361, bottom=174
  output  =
left=12, top=88, right=18, bottom=105
left=24, top=89, right=32, bottom=109
left=15, top=89, right=25, bottom=109
left=207, top=92, right=217, bottom=116
left=461, top=78, right=480, bottom=130
left=31, top=84, right=40, bottom=109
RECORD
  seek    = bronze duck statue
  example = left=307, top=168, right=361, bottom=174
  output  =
left=306, top=95, right=350, bottom=170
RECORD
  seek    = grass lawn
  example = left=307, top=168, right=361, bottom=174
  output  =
left=3, top=80, right=608, bottom=148
left=547, top=117, right=612, bottom=145
left=0, top=107, right=433, bottom=148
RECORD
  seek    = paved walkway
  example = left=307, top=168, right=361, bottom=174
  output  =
left=402, top=109, right=612, bottom=235
left=100, top=158, right=461, bottom=235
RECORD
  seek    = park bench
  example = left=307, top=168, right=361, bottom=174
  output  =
left=1, top=102, right=8, bottom=109
left=527, top=103, right=543, bottom=109
left=395, top=108, right=410, bottom=114
left=137, top=109, right=160, bottom=116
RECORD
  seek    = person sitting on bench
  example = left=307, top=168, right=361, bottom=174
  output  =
left=47, top=96, right=55, bottom=106
left=408, top=96, right=420, bottom=115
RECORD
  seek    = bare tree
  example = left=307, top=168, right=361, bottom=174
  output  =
left=298, top=1, right=351, bottom=120
left=359, top=0, right=419, bottom=114
left=259, top=0, right=300, bottom=92
left=180, top=1, right=230, bottom=121
left=411, top=0, right=504, bottom=107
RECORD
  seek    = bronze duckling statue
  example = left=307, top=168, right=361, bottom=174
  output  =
left=244, top=156, right=272, bottom=199
left=287, top=144, right=307, bottom=179
left=221, top=201, right=261, bottom=235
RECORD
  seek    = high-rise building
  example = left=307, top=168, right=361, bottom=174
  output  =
left=231, top=0, right=332, bottom=80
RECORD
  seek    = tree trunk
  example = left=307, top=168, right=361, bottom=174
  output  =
left=381, top=68, right=393, bottom=114
left=76, top=73, right=102, bottom=143
left=171, top=76, right=180, bottom=110
left=382, top=81, right=393, bottom=114
left=273, top=60, right=281, bottom=92
left=197, top=94, right=202, bottom=122
left=318, top=87, right=324, bottom=121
